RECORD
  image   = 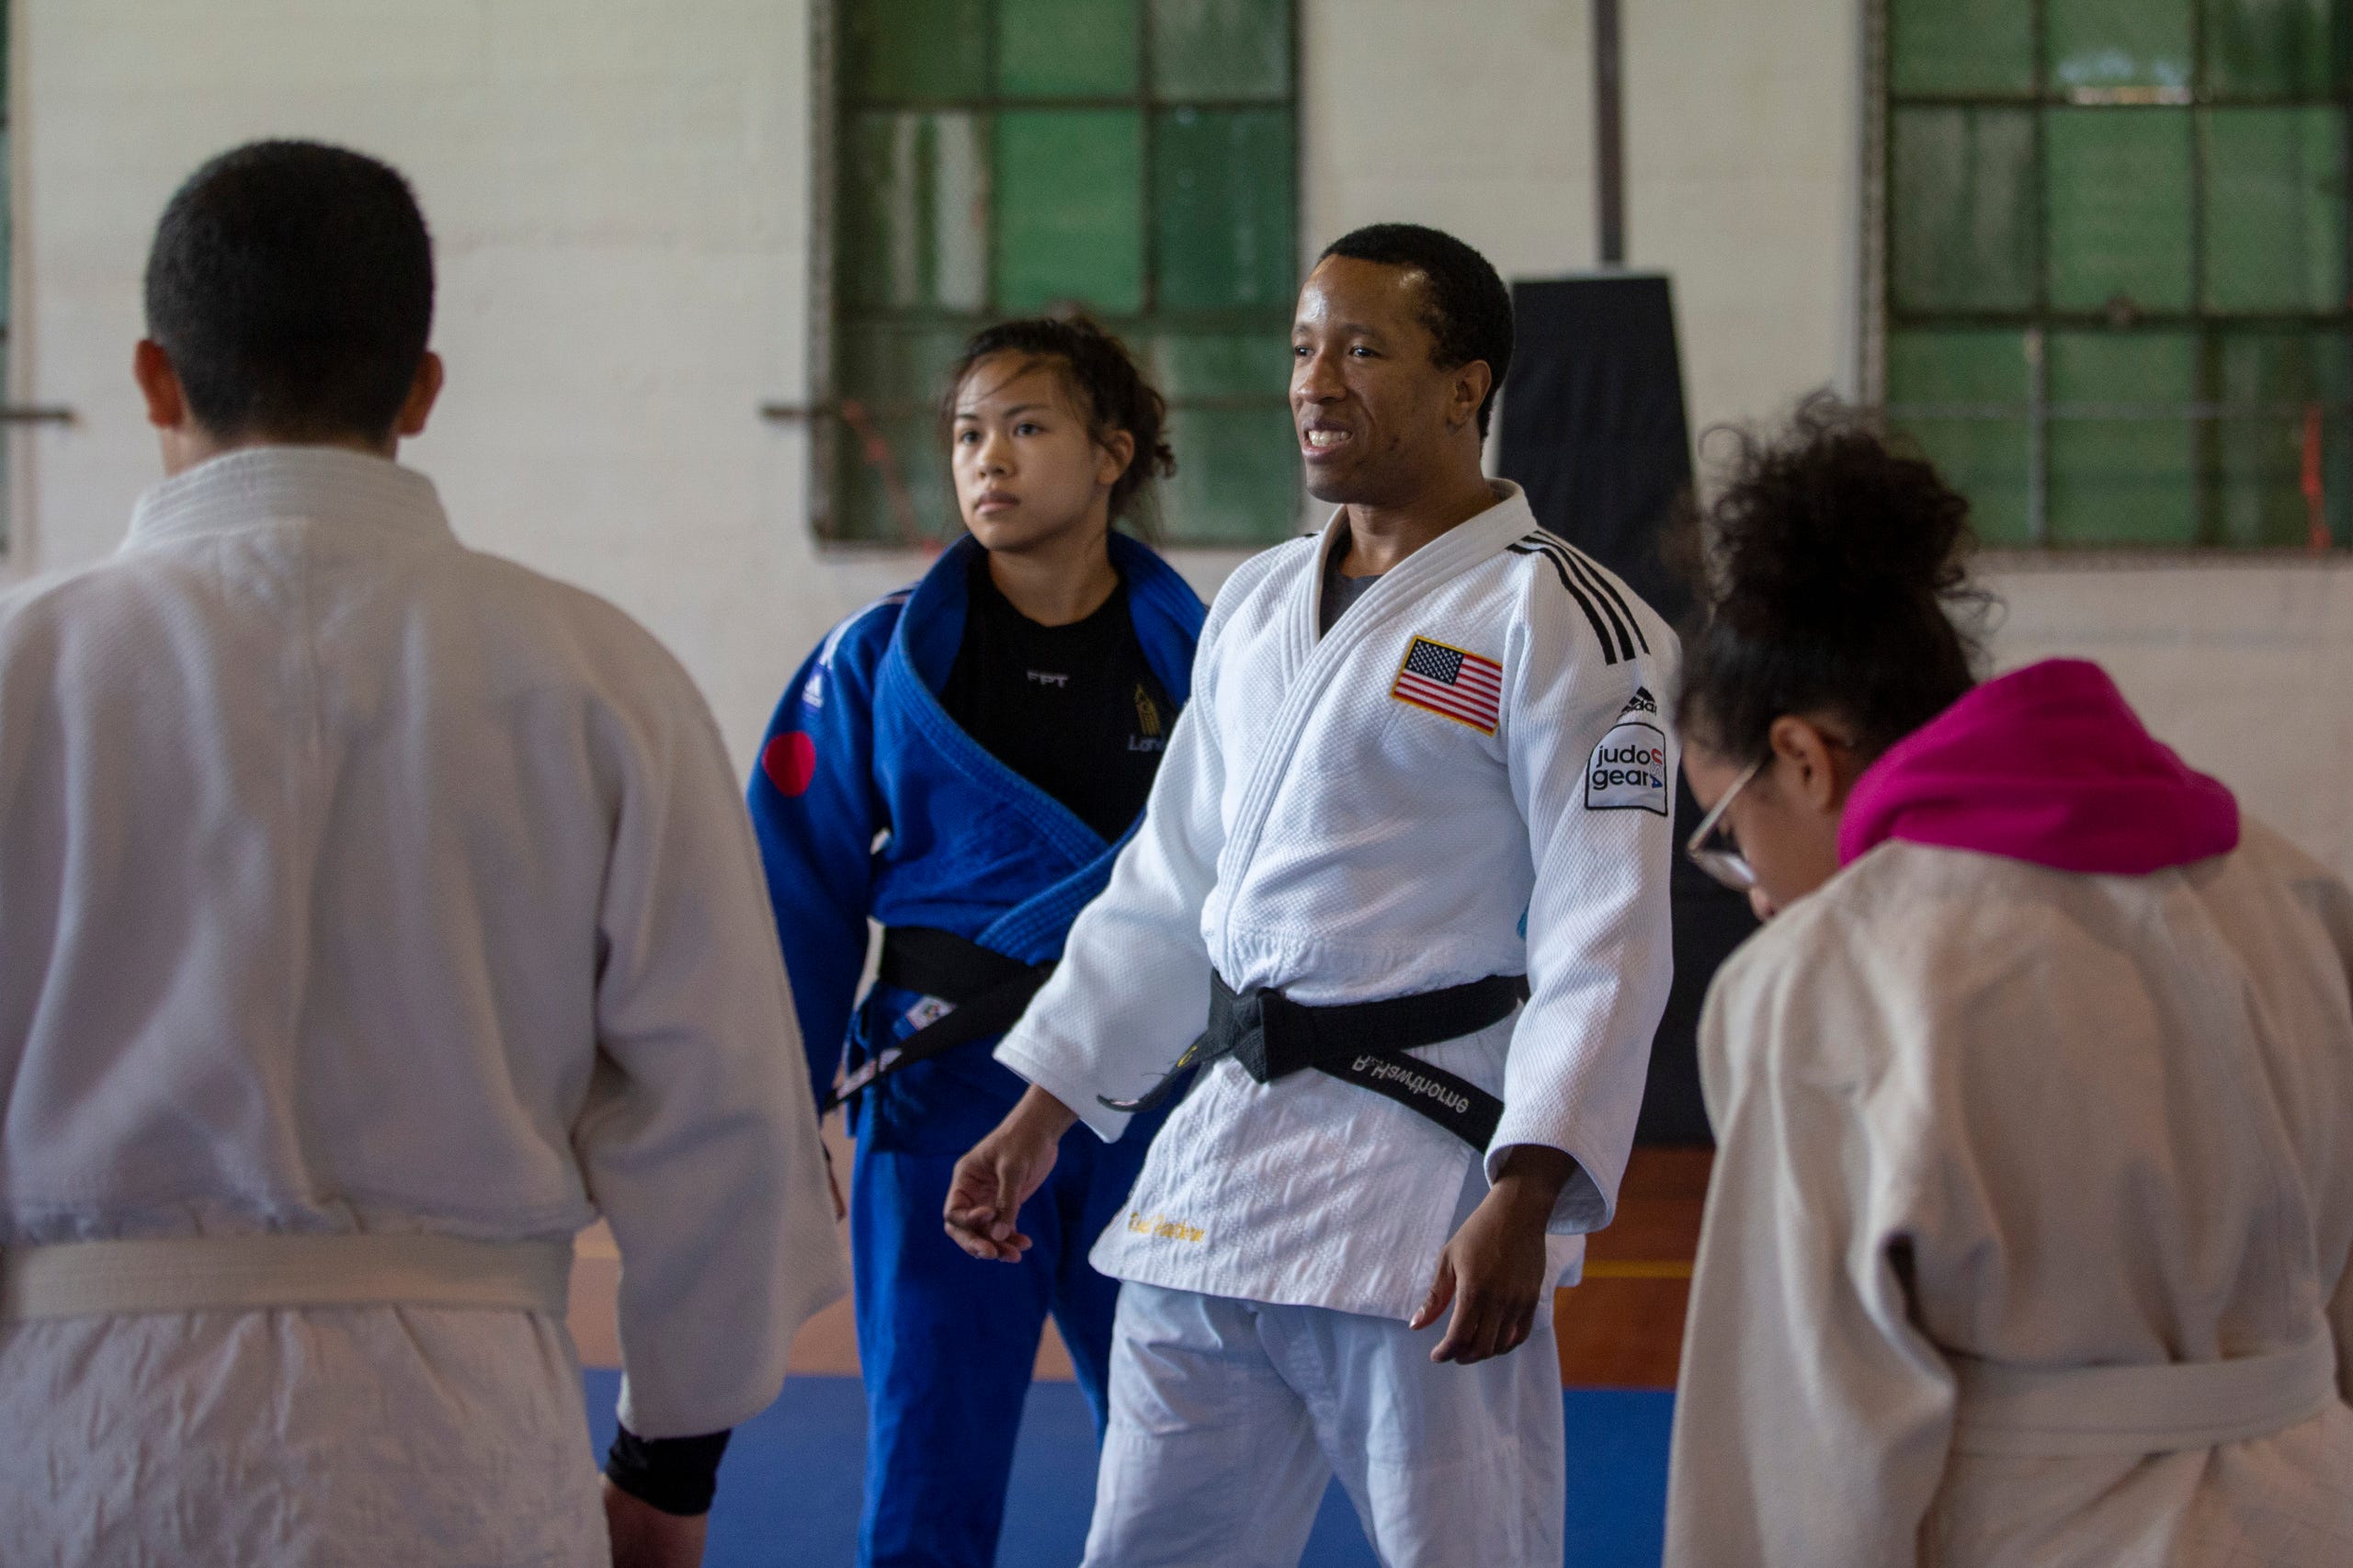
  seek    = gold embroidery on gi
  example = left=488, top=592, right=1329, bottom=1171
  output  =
left=1125, top=1210, right=1205, bottom=1244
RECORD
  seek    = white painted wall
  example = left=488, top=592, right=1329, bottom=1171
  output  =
left=12, top=0, right=918, bottom=764
left=13, top=0, right=2350, bottom=880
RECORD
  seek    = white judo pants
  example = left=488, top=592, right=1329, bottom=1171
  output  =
left=1083, top=1282, right=1566, bottom=1568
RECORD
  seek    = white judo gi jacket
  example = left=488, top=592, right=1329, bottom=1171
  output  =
left=997, top=483, right=1677, bottom=1320
left=1665, top=826, right=2353, bottom=1567
left=0, top=449, right=846, bottom=1565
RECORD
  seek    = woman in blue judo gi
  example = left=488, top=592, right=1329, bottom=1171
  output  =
left=749, top=316, right=1205, bottom=1568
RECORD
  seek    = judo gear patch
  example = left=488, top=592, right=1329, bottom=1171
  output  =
left=1586, top=693, right=1669, bottom=815
left=1391, top=636, right=1504, bottom=733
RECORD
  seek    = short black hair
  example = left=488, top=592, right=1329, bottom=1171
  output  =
left=143, top=141, right=435, bottom=444
left=1318, top=223, right=1514, bottom=436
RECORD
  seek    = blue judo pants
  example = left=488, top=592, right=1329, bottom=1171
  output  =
left=850, top=1127, right=1146, bottom=1568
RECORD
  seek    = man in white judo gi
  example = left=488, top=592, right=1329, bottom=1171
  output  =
left=945, top=222, right=1678, bottom=1565
left=0, top=141, right=845, bottom=1566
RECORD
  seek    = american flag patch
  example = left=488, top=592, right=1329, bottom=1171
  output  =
left=1391, top=636, right=1504, bottom=733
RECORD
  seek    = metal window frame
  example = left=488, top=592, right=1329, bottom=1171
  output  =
left=804, top=0, right=1303, bottom=549
left=1866, top=0, right=2353, bottom=554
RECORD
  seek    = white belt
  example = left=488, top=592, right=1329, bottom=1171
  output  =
left=1951, top=1324, right=2342, bottom=1458
left=0, top=1233, right=573, bottom=1323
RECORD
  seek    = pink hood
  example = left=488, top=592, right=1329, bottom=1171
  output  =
left=1838, top=659, right=2238, bottom=875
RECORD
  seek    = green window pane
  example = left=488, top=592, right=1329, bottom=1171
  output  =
left=998, top=0, right=1140, bottom=97
left=831, top=414, right=959, bottom=544
left=839, top=112, right=988, bottom=313
left=1886, top=330, right=2035, bottom=545
left=2047, top=331, right=2198, bottom=546
left=2211, top=331, right=2352, bottom=548
left=2047, top=109, right=2193, bottom=314
left=1162, top=406, right=1299, bottom=541
left=1889, top=0, right=2033, bottom=97
left=1890, top=108, right=2038, bottom=312
left=1151, top=0, right=1290, bottom=102
left=1153, top=108, right=1295, bottom=311
left=2048, top=0, right=2191, bottom=91
left=1149, top=330, right=1293, bottom=398
left=2202, top=108, right=2346, bottom=315
left=841, top=0, right=988, bottom=102
left=993, top=109, right=1144, bottom=312
left=2205, top=0, right=2338, bottom=98
left=835, top=318, right=978, bottom=405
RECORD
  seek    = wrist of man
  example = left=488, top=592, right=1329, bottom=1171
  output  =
left=1487, top=1145, right=1578, bottom=1222
left=1007, top=1084, right=1079, bottom=1143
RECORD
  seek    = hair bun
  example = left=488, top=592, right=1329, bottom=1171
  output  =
left=1673, top=392, right=1990, bottom=763
left=1703, top=396, right=1972, bottom=631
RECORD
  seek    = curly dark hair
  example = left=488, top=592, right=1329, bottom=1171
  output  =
left=1675, top=395, right=1990, bottom=766
left=939, top=315, right=1176, bottom=528
left=1319, top=223, right=1514, bottom=437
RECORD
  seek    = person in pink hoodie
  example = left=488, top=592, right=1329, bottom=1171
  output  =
left=1661, top=405, right=2353, bottom=1568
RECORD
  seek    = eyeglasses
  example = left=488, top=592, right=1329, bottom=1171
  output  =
left=1684, top=758, right=1764, bottom=892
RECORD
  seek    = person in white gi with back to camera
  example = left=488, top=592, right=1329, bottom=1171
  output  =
left=0, top=141, right=846, bottom=1567
left=944, top=222, right=1679, bottom=1567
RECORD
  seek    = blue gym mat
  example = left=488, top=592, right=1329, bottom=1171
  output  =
left=582, top=1370, right=1673, bottom=1566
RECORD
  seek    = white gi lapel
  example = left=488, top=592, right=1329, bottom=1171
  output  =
left=1216, top=485, right=1537, bottom=894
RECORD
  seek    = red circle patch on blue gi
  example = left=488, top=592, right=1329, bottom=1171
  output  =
left=763, top=732, right=818, bottom=797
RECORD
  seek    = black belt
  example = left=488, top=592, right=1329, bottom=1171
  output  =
left=1099, top=971, right=1524, bottom=1149
left=822, top=926, right=1054, bottom=1114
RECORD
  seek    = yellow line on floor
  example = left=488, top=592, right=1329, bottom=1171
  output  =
left=1581, top=1260, right=1695, bottom=1280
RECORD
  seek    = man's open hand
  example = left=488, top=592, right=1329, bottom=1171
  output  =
left=1409, top=1145, right=1577, bottom=1364
left=943, top=1086, right=1078, bottom=1261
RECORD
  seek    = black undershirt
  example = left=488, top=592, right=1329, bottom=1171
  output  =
left=1319, top=532, right=1384, bottom=636
left=940, top=552, right=1173, bottom=842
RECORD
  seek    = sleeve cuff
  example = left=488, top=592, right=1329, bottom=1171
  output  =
left=1483, top=1135, right=1611, bottom=1235
left=605, top=1425, right=733, bottom=1517
left=995, top=1038, right=1134, bottom=1144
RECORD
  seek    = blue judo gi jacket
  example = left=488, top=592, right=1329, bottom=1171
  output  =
left=749, top=532, right=1206, bottom=1155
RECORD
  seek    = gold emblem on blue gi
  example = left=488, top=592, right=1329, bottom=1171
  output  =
left=1391, top=635, right=1503, bottom=734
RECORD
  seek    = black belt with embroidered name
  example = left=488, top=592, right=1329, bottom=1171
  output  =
left=822, top=926, right=1054, bottom=1114
left=1100, top=971, right=1526, bottom=1150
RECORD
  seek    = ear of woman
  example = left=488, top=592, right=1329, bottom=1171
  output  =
left=1094, top=428, right=1136, bottom=493
left=1766, top=713, right=1863, bottom=817
left=1685, top=711, right=1865, bottom=919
